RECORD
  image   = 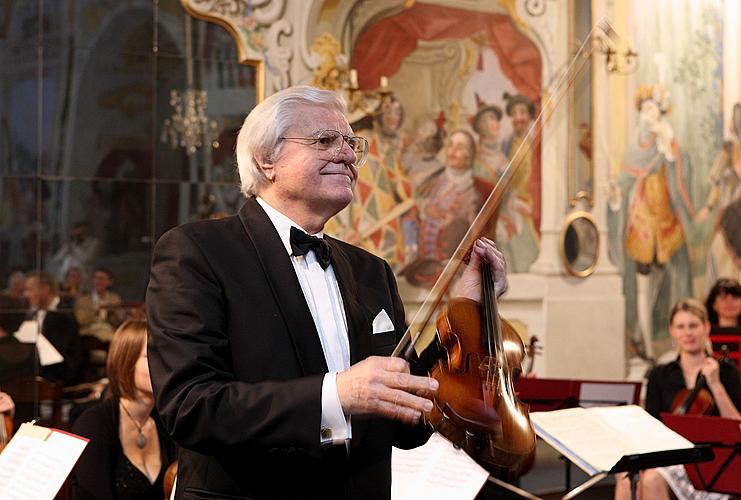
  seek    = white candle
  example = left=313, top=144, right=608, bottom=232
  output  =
left=380, top=76, right=388, bottom=89
left=349, top=69, right=358, bottom=88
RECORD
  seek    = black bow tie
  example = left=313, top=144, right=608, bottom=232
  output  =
left=290, top=226, right=332, bottom=269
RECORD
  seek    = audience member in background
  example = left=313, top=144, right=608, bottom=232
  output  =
left=60, top=265, right=85, bottom=302
left=705, top=277, right=741, bottom=334
left=614, top=298, right=741, bottom=500
left=51, top=221, right=101, bottom=285
left=75, top=267, right=124, bottom=342
left=72, top=319, right=177, bottom=500
left=3, top=269, right=27, bottom=303
left=24, top=272, right=83, bottom=385
left=0, top=293, right=36, bottom=384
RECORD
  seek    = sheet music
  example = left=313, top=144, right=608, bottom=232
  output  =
left=591, top=405, right=693, bottom=454
left=531, top=405, right=694, bottom=476
left=0, top=423, right=88, bottom=500
left=14, top=320, right=64, bottom=366
left=392, top=432, right=489, bottom=500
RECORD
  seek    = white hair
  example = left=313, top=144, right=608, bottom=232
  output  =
left=235, top=85, right=348, bottom=197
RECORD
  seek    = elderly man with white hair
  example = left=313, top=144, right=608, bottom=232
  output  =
left=146, top=85, right=508, bottom=499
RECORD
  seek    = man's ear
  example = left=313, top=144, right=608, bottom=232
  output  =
left=260, top=162, right=275, bottom=182
left=259, top=160, right=275, bottom=182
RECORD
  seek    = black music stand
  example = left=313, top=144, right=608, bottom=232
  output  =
left=562, top=445, right=714, bottom=500
left=662, top=414, right=741, bottom=496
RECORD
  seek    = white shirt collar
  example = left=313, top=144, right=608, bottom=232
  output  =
left=47, top=295, right=60, bottom=311
left=256, top=197, right=325, bottom=256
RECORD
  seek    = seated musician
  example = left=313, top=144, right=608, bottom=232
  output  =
left=615, top=298, right=741, bottom=500
left=71, top=319, right=177, bottom=500
left=705, top=278, right=741, bottom=334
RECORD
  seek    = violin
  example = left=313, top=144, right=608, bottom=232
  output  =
left=671, top=347, right=729, bottom=415
left=390, top=21, right=605, bottom=478
left=427, top=261, right=536, bottom=479
left=671, top=373, right=713, bottom=415
left=523, top=336, right=541, bottom=377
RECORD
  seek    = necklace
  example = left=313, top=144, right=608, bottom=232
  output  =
left=120, top=401, right=148, bottom=449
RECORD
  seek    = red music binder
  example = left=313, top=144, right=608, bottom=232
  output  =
left=661, top=413, right=741, bottom=495
left=515, top=377, right=642, bottom=412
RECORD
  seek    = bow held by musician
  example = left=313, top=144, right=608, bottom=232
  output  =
left=145, top=85, right=508, bottom=500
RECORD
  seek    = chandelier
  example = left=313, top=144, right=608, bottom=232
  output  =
left=161, top=12, right=219, bottom=155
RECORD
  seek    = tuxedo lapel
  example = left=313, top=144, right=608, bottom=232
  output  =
left=237, top=198, right=328, bottom=376
left=326, top=238, right=371, bottom=367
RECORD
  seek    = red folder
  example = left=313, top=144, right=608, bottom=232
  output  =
left=661, top=413, right=741, bottom=495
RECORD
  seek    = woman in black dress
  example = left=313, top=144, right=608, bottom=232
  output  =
left=72, top=319, right=176, bottom=500
left=615, top=298, right=741, bottom=500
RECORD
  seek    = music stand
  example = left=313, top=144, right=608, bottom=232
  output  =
left=662, top=413, right=741, bottom=495
left=562, top=445, right=714, bottom=500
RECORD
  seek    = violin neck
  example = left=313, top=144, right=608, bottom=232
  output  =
left=480, top=262, right=503, bottom=353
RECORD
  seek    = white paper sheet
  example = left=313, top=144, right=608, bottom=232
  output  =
left=14, top=320, right=64, bottom=366
left=0, top=423, right=88, bottom=500
left=392, top=432, right=489, bottom=500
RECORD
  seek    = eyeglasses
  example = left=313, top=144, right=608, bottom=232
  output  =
left=280, top=129, right=369, bottom=167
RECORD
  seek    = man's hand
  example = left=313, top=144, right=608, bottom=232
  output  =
left=455, top=237, right=508, bottom=302
left=336, top=356, right=438, bottom=425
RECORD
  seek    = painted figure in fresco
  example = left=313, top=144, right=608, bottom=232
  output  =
left=400, top=115, right=446, bottom=189
left=334, top=97, right=415, bottom=271
left=496, top=93, right=540, bottom=273
left=471, top=95, right=507, bottom=185
left=608, top=85, right=695, bottom=360
left=697, top=102, right=741, bottom=285
left=405, top=130, right=484, bottom=286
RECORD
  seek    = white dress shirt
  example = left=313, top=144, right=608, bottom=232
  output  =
left=256, top=197, right=352, bottom=445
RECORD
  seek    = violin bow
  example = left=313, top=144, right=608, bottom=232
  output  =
left=394, top=18, right=623, bottom=359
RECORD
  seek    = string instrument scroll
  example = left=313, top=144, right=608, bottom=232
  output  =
left=391, top=19, right=620, bottom=479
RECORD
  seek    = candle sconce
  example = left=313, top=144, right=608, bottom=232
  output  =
left=592, top=23, right=638, bottom=75
left=310, top=33, right=394, bottom=122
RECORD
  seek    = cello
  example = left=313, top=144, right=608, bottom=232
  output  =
left=391, top=20, right=614, bottom=479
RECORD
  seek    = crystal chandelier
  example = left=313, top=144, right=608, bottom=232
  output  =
left=161, top=12, right=218, bottom=155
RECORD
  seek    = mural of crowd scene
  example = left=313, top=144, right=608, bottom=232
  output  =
left=608, top=0, right=735, bottom=360
left=327, top=3, right=542, bottom=289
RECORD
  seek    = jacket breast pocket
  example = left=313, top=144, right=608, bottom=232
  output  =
left=371, top=332, right=397, bottom=356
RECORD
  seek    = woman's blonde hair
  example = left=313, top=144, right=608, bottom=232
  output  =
left=106, top=319, right=147, bottom=400
left=669, top=298, right=709, bottom=325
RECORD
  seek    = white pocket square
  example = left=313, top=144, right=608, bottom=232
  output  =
left=372, top=309, right=395, bottom=334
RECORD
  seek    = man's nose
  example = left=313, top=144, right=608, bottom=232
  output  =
left=333, top=139, right=357, bottom=164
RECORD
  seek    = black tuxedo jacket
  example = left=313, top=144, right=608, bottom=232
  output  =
left=146, top=197, right=430, bottom=500
left=39, top=309, right=82, bottom=385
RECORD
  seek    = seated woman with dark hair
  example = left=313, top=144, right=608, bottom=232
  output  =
left=72, top=319, right=176, bottom=500
left=705, top=278, right=741, bottom=333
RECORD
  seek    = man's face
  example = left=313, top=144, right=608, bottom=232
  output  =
left=93, top=271, right=112, bottom=295
left=446, top=132, right=473, bottom=171
left=24, top=277, right=48, bottom=309
left=263, top=106, right=358, bottom=220
left=511, top=103, right=532, bottom=137
left=482, top=112, right=501, bottom=140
